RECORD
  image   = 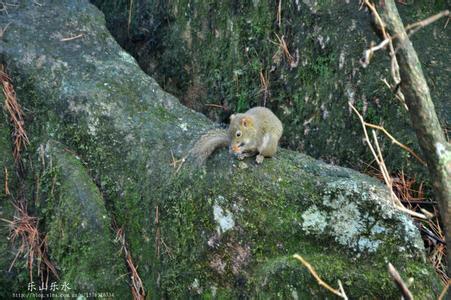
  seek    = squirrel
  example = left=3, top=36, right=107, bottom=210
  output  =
left=189, top=107, right=283, bottom=165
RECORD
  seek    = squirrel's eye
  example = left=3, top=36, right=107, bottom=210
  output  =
left=236, top=131, right=242, bottom=137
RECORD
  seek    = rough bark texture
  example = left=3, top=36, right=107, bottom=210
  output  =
left=380, top=0, right=451, bottom=279
left=0, top=1, right=442, bottom=298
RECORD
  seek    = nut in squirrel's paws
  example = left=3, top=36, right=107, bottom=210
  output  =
left=256, top=154, right=264, bottom=164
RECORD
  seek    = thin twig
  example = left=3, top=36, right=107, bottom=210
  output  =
left=60, top=34, right=83, bottom=42
left=4, top=167, right=9, bottom=195
left=381, top=78, right=408, bottom=110
left=259, top=69, right=270, bottom=106
left=350, top=103, right=426, bottom=165
left=205, top=103, right=225, bottom=109
left=293, top=254, right=347, bottom=299
left=0, top=22, right=11, bottom=38
left=388, top=263, right=413, bottom=300
left=438, top=281, right=450, bottom=300
left=372, top=129, right=399, bottom=204
left=337, top=280, right=348, bottom=300
left=361, top=5, right=449, bottom=67
left=115, top=228, right=145, bottom=300
left=127, top=0, right=134, bottom=35
left=175, top=156, right=187, bottom=173
left=170, top=150, right=188, bottom=174
left=404, top=10, right=449, bottom=37
left=155, top=205, right=160, bottom=257
left=349, top=102, right=427, bottom=219
left=273, top=33, right=296, bottom=67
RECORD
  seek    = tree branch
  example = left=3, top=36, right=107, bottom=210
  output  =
left=380, top=0, right=451, bottom=277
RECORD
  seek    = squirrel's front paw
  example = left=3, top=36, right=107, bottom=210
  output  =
left=236, top=153, right=246, bottom=160
left=256, top=154, right=264, bottom=164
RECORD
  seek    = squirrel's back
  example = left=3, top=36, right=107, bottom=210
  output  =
left=245, top=107, right=283, bottom=138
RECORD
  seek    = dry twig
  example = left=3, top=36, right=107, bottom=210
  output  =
left=276, top=0, right=282, bottom=28
left=273, top=33, right=298, bottom=68
left=4, top=166, right=9, bottom=195
left=205, top=103, right=226, bottom=109
left=60, top=34, right=83, bottom=42
left=360, top=2, right=448, bottom=68
left=293, top=254, right=348, bottom=299
left=404, top=10, right=449, bottom=37
left=349, top=102, right=426, bottom=219
left=381, top=78, right=407, bottom=110
left=1, top=201, right=58, bottom=283
left=127, top=0, right=134, bottom=35
left=115, top=227, right=146, bottom=300
left=170, top=150, right=188, bottom=174
left=349, top=102, right=425, bottom=165
left=438, top=281, right=450, bottom=300
left=387, top=263, right=413, bottom=300
left=1, top=65, right=30, bottom=161
left=259, top=69, right=270, bottom=106
left=0, top=22, right=10, bottom=38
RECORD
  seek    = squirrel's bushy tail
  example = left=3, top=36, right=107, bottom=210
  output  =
left=189, top=129, right=229, bottom=165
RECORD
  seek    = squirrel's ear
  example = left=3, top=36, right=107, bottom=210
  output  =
left=230, top=114, right=236, bottom=121
left=241, top=116, right=253, bottom=128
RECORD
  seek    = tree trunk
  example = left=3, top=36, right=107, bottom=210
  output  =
left=380, top=0, right=451, bottom=278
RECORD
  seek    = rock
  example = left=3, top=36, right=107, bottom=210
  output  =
left=92, top=0, right=450, bottom=177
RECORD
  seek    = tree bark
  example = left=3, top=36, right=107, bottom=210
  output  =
left=380, top=0, right=451, bottom=278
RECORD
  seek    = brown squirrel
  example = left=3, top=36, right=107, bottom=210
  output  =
left=190, top=107, right=283, bottom=165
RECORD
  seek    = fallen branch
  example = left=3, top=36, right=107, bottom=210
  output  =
left=293, top=254, right=348, bottom=299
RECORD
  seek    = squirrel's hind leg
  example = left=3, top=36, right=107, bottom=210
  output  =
left=258, top=134, right=279, bottom=158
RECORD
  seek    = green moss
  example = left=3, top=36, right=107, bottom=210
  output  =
left=98, top=0, right=449, bottom=183
left=37, top=141, right=129, bottom=297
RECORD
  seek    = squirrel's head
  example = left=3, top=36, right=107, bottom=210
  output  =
left=229, top=114, right=257, bottom=155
